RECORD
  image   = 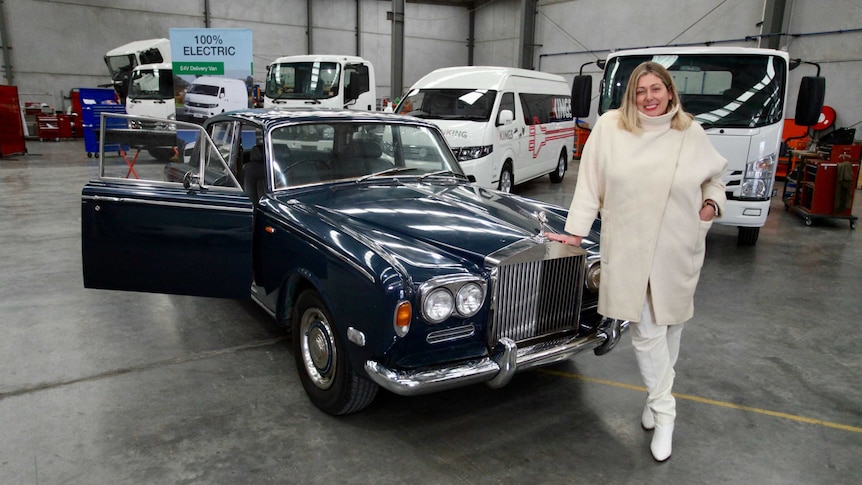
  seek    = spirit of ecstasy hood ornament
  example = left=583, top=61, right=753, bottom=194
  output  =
left=534, top=210, right=549, bottom=240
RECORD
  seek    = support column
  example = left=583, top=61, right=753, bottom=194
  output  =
left=356, top=0, right=362, bottom=56
left=761, top=0, right=792, bottom=49
left=389, top=0, right=405, bottom=99
left=0, top=0, right=14, bottom=85
left=519, top=0, right=537, bottom=69
left=307, top=0, right=314, bottom=54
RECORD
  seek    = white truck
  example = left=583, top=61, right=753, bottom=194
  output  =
left=126, top=62, right=176, bottom=124
left=263, top=55, right=376, bottom=111
left=573, top=47, right=824, bottom=245
left=104, top=38, right=171, bottom=102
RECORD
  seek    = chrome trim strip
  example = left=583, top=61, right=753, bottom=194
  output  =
left=364, top=323, right=630, bottom=396
left=426, top=324, right=475, bottom=344
left=82, top=194, right=252, bottom=213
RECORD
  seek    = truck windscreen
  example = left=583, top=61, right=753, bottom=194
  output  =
left=129, top=70, right=174, bottom=100
left=600, top=54, right=787, bottom=128
left=266, top=62, right=341, bottom=100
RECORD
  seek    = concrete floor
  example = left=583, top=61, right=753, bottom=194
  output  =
left=1, top=139, right=861, bottom=484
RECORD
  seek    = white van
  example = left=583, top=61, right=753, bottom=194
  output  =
left=183, top=76, right=249, bottom=121
left=396, top=66, right=573, bottom=192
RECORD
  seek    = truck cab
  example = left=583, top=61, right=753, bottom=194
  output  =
left=104, top=38, right=171, bottom=102
left=572, top=47, right=824, bottom=245
left=263, top=55, right=376, bottom=111
left=126, top=62, right=176, bottom=125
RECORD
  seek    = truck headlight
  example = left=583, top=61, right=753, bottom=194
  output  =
left=454, top=145, right=493, bottom=161
left=740, top=155, right=775, bottom=200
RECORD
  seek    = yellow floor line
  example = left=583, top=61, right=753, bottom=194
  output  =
left=540, top=369, right=862, bottom=434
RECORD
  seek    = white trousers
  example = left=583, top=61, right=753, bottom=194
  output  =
left=630, top=291, right=684, bottom=426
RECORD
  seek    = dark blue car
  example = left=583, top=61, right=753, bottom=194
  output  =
left=81, top=109, right=626, bottom=415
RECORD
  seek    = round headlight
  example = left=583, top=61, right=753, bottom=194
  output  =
left=456, top=283, right=484, bottom=317
left=586, top=261, right=601, bottom=292
left=423, top=288, right=454, bottom=323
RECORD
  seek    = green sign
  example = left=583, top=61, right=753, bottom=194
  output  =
left=174, top=62, right=225, bottom=75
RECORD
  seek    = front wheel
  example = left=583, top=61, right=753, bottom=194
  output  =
left=498, top=161, right=514, bottom=193
left=738, top=226, right=760, bottom=245
left=549, top=149, right=566, bottom=183
left=292, top=289, right=378, bottom=415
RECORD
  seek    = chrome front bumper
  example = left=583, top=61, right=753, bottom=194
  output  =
left=364, top=318, right=629, bottom=396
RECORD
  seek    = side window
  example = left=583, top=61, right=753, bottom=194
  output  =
left=498, top=92, right=515, bottom=123
left=98, top=114, right=193, bottom=183
left=519, top=93, right=572, bottom=125
left=203, top=121, right=240, bottom=187
left=96, top=114, right=240, bottom=189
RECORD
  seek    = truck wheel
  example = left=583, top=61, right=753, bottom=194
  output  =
left=549, top=149, right=566, bottom=183
left=292, top=289, right=378, bottom=415
left=738, top=226, right=760, bottom=245
left=147, top=147, right=175, bottom=161
left=498, top=162, right=514, bottom=193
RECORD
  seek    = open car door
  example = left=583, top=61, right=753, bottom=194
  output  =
left=81, top=114, right=253, bottom=298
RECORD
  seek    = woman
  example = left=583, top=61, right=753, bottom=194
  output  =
left=546, top=61, right=726, bottom=462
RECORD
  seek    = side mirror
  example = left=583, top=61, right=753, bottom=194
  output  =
left=794, top=76, right=825, bottom=126
left=345, top=82, right=359, bottom=102
left=497, top=109, right=514, bottom=126
left=572, top=75, right=592, bottom=119
left=182, top=171, right=201, bottom=190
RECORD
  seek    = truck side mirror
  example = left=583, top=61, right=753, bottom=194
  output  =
left=497, top=109, right=514, bottom=126
left=794, top=76, right=825, bottom=126
left=572, top=75, right=592, bottom=119
left=345, top=82, right=360, bottom=102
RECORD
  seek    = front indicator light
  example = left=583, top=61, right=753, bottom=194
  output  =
left=394, top=301, right=412, bottom=337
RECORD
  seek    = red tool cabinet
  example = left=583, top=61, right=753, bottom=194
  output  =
left=785, top=144, right=860, bottom=228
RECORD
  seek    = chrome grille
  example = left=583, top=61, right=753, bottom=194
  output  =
left=487, top=241, right=586, bottom=345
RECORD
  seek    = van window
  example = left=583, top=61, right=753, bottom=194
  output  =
left=499, top=92, right=515, bottom=121
left=520, top=93, right=573, bottom=125
left=397, top=89, right=497, bottom=121
left=188, top=83, right=220, bottom=97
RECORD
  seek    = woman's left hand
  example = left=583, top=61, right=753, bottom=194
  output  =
left=699, top=204, right=717, bottom=221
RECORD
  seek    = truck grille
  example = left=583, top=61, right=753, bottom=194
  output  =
left=487, top=241, right=586, bottom=345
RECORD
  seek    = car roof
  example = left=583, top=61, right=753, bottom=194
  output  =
left=206, top=108, right=440, bottom=132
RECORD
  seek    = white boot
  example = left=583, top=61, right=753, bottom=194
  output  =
left=641, top=404, right=655, bottom=430
left=650, top=422, right=673, bottom=462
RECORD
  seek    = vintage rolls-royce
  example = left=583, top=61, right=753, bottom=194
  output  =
left=81, top=109, right=626, bottom=415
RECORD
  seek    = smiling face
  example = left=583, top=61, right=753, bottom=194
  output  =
left=635, top=73, right=671, bottom=117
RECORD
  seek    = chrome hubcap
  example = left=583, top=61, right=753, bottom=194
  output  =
left=300, top=310, right=336, bottom=390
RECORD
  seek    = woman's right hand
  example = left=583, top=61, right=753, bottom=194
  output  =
left=544, top=232, right=583, bottom=246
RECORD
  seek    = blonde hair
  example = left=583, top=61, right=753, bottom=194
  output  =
left=618, top=61, right=693, bottom=133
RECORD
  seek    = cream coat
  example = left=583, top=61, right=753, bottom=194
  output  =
left=565, top=108, right=727, bottom=324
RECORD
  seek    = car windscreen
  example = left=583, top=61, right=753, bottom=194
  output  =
left=269, top=121, right=465, bottom=188
left=600, top=54, right=787, bottom=128
left=397, top=88, right=497, bottom=122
